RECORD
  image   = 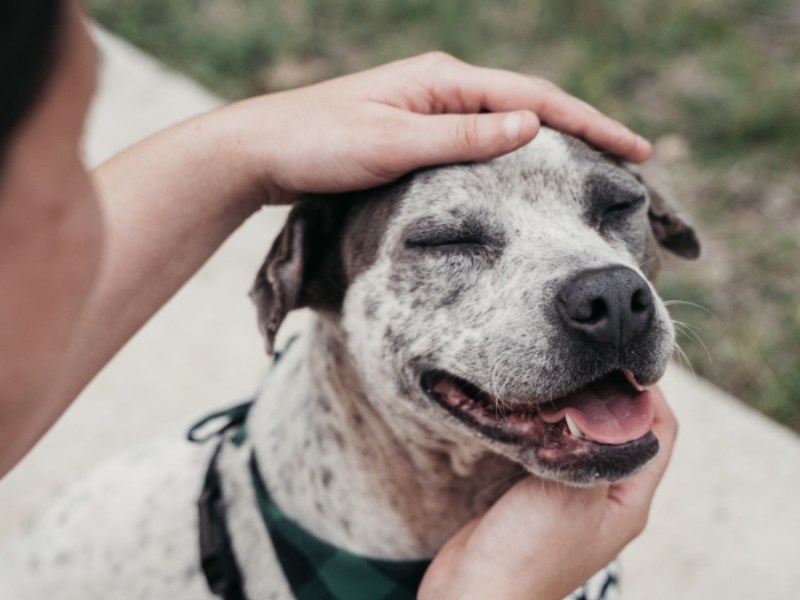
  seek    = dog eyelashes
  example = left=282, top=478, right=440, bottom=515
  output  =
left=585, top=172, right=647, bottom=229
left=598, top=192, right=647, bottom=229
left=402, top=215, right=504, bottom=254
left=603, top=194, right=646, bottom=218
left=404, top=225, right=487, bottom=250
left=405, top=237, right=486, bottom=252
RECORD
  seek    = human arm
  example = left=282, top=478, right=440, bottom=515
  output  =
left=1, top=51, right=651, bottom=477
left=418, top=386, right=677, bottom=600
left=60, top=51, right=654, bottom=397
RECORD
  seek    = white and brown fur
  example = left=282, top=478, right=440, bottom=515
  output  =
left=0, top=129, right=698, bottom=599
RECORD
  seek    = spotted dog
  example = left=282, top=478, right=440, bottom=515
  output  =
left=0, top=128, right=699, bottom=599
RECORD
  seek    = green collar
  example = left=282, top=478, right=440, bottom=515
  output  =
left=249, top=452, right=431, bottom=599
left=189, top=396, right=431, bottom=600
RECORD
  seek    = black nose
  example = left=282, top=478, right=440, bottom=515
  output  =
left=557, top=266, right=654, bottom=351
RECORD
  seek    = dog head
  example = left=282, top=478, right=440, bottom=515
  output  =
left=252, top=128, right=699, bottom=485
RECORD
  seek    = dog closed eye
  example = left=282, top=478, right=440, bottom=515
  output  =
left=584, top=172, right=648, bottom=230
left=402, top=216, right=504, bottom=254
left=405, top=234, right=486, bottom=251
left=599, top=192, right=646, bottom=223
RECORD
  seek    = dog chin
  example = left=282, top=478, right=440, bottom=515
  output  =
left=516, top=432, right=660, bottom=485
left=420, top=369, right=661, bottom=484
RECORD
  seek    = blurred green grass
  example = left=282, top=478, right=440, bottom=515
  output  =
left=89, top=0, right=800, bottom=432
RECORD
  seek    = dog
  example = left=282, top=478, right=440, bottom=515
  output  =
left=0, top=128, right=699, bottom=599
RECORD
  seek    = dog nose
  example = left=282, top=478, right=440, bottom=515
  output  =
left=557, top=266, right=654, bottom=351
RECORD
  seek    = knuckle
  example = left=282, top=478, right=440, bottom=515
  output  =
left=418, top=51, right=458, bottom=67
left=531, top=76, right=560, bottom=91
left=454, top=115, right=481, bottom=152
left=628, top=509, right=650, bottom=542
left=365, top=115, right=415, bottom=177
left=631, top=510, right=649, bottom=538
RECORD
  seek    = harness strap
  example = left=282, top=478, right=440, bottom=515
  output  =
left=197, top=441, right=247, bottom=600
left=187, top=401, right=253, bottom=445
left=191, top=401, right=254, bottom=600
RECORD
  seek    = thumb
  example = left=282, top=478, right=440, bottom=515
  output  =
left=407, top=110, right=540, bottom=168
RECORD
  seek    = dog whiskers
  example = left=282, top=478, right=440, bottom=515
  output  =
left=671, top=318, right=711, bottom=367
left=672, top=340, right=696, bottom=376
left=473, top=467, right=528, bottom=501
left=663, top=299, right=716, bottom=318
left=665, top=297, right=713, bottom=370
left=638, top=256, right=659, bottom=272
left=488, top=350, right=516, bottom=416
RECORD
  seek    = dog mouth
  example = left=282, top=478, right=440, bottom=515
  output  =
left=421, top=369, right=658, bottom=475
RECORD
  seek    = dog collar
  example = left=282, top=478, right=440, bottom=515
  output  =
left=190, top=398, right=431, bottom=600
left=249, top=451, right=431, bottom=599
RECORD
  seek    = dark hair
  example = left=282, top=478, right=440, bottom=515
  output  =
left=0, top=0, right=63, bottom=155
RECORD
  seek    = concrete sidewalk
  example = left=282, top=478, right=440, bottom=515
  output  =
left=1, top=28, right=798, bottom=599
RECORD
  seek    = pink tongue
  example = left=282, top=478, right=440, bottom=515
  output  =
left=538, top=378, right=654, bottom=445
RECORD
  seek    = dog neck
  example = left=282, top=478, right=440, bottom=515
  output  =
left=246, top=314, right=522, bottom=560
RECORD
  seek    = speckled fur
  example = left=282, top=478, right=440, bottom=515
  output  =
left=0, top=129, right=696, bottom=599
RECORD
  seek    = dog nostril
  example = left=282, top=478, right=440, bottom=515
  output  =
left=631, top=289, right=650, bottom=313
left=585, top=298, right=608, bottom=324
left=564, top=296, right=609, bottom=324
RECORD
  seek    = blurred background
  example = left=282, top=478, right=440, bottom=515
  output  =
left=88, top=0, right=800, bottom=433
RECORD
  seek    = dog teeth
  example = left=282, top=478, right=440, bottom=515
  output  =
left=623, top=369, right=646, bottom=392
left=565, top=414, right=584, bottom=438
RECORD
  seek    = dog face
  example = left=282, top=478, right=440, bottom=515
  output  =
left=253, top=129, right=699, bottom=485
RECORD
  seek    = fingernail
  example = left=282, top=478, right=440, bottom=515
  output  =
left=504, top=112, right=522, bottom=143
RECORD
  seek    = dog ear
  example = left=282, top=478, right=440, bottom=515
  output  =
left=646, top=184, right=701, bottom=259
left=250, top=199, right=348, bottom=354
left=624, top=167, right=701, bottom=260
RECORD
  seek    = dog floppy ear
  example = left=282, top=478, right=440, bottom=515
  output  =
left=646, top=184, right=701, bottom=259
left=625, top=167, right=701, bottom=260
left=250, top=198, right=348, bottom=354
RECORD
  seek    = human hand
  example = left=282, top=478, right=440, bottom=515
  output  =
left=214, top=52, right=651, bottom=204
left=418, top=386, right=677, bottom=600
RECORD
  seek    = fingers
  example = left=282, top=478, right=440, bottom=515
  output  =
left=636, top=385, right=678, bottom=490
left=650, top=385, right=678, bottom=458
left=395, top=53, right=652, bottom=163
left=390, top=110, right=541, bottom=172
left=512, top=77, right=652, bottom=164
left=607, top=386, right=677, bottom=533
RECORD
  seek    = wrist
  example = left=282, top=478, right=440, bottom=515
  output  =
left=420, top=536, right=550, bottom=600
left=211, top=98, right=298, bottom=208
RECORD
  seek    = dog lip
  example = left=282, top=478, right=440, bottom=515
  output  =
left=420, top=369, right=544, bottom=445
left=421, top=367, right=659, bottom=481
left=421, top=369, right=536, bottom=415
left=419, top=368, right=655, bottom=451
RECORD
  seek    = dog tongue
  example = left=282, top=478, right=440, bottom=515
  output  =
left=538, top=375, right=654, bottom=445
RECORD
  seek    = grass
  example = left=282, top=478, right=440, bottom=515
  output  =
left=89, top=0, right=800, bottom=432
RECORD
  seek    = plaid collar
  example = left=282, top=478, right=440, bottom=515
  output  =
left=249, top=451, right=431, bottom=599
left=190, top=399, right=431, bottom=600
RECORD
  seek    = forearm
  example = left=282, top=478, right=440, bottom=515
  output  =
left=0, top=179, right=103, bottom=477
left=36, top=52, right=654, bottom=414
left=50, top=108, right=265, bottom=413
left=0, top=54, right=652, bottom=479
